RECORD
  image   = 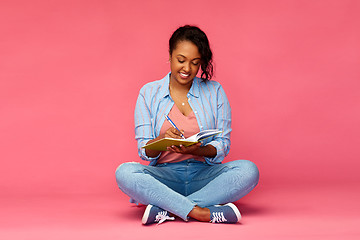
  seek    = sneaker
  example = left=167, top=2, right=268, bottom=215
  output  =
left=142, top=204, right=175, bottom=225
left=208, top=203, right=241, bottom=223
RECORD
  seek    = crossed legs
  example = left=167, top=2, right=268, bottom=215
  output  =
left=115, top=160, right=259, bottom=221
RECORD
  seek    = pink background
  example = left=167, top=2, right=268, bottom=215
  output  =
left=1, top=0, right=359, bottom=239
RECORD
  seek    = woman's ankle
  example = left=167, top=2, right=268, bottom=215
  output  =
left=188, top=206, right=211, bottom=222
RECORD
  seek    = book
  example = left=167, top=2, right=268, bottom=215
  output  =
left=142, top=129, right=222, bottom=151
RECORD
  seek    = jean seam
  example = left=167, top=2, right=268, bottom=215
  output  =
left=141, top=169, right=182, bottom=183
left=191, top=166, right=230, bottom=182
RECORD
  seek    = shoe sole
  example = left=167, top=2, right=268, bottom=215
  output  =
left=225, top=203, right=242, bottom=222
left=142, top=204, right=153, bottom=224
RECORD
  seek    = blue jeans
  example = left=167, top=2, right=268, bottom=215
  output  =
left=115, top=159, right=259, bottom=220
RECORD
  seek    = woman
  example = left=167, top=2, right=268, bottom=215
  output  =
left=115, top=25, right=259, bottom=225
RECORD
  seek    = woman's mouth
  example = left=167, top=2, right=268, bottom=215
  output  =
left=179, top=72, right=190, bottom=79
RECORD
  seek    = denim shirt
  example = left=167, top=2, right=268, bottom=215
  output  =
left=134, top=73, right=232, bottom=165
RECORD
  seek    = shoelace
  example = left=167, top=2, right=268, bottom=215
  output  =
left=155, top=211, right=175, bottom=225
left=210, top=212, right=228, bottom=223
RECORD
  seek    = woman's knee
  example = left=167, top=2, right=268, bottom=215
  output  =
left=115, top=162, right=142, bottom=184
left=244, top=160, right=259, bottom=185
left=231, top=160, right=260, bottom=184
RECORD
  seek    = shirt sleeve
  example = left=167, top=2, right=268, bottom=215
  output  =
left=204, top=84, right=232, bottom=164
left=134, top=87, right=160, bottom=162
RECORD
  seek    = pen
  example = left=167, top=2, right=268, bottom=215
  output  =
left=164, top=115, right=185, bottom=139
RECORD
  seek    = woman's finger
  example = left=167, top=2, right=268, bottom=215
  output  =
left=165, top=127, right=182, bottom=139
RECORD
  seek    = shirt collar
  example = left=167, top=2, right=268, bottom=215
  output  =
left=188, top=77, right=200, bottom=98
left=159, top=73, right=171, bottom=99
left=160, top=72, right=201, bottom=99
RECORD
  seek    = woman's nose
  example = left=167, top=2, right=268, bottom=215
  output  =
left=183, top=62, right=190, bottom=72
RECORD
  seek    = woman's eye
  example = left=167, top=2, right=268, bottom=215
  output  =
left=192, top=62, right=200, bottom=66
left=178, top=59, right=185, bottom=63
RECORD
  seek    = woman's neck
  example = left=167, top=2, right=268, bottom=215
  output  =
left=169, top=76, right=193, bottom=95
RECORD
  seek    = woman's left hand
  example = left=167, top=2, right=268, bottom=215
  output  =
left=167, top=142, right=202, bottom=155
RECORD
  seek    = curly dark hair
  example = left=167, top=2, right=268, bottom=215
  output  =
left=169, top=25, right=214, bottom=81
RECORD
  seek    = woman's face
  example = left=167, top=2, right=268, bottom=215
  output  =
left=169, top=40, right=201, bottom=87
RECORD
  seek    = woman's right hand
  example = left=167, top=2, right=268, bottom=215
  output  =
left=164, top=127, right=184, bottom=139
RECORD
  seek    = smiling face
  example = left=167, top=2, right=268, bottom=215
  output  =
left=169, top=40, right=201, bottom=88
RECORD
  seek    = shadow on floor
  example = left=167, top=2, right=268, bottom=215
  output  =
left=233, top=201, right=270, bottom=216
left=115, top=200, right=269, bottom=223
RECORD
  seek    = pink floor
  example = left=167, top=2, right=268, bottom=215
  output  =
left=1, top=182, right=359, bottom=240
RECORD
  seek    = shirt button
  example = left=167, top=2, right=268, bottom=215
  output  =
left=188, top=98, right=191, bottom=101
left=194, top=111, right=197, bottom=114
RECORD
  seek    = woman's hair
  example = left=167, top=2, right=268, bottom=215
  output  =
left=169, top=25, right=213, bottom=81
